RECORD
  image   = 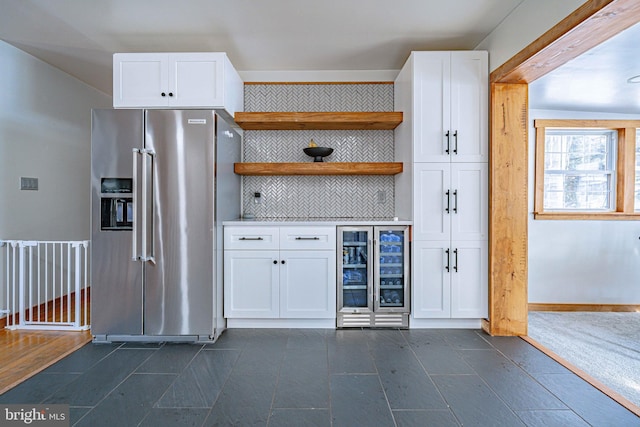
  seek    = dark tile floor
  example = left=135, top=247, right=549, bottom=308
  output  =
left=1, top=328, right=638, bottom=426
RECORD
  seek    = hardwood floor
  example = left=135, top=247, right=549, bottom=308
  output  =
left=0, top=328, right=92, bottom=395
left=0, top=293, right=92, bottom=395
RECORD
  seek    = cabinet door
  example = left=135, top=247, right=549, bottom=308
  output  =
left=413, top=52, right=451, bottom=162
left=338, top=227, right=373, bottom=314
left=224, top=250, right=279, bottom=318
left=412, top=241, right=451, bottom=318
left=450, top=241, right=488, bottom=318
left=376, top=226, right=410, bottom=313
left=113, top=53, right=168, bottom=108
left=279, top=250, right=336, bottom=319
left=450, top=163, right=488, bottom=241
left=450, top=51, right=488, bottom=163
left=168, top=53, right=224, bottom=107
left=413, top=163, right=450, bottom=241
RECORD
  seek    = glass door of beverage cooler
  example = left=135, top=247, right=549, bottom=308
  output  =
left=338, top=227, right=373, bottom=313
left=375, top=227, right=409, bottom=312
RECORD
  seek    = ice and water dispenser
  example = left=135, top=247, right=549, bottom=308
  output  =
left=100, top=178, right=133, bottom=230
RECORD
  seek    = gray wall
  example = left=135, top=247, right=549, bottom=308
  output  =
left=528, top=109, right=640, bottom=304
left=477, top=0, right=640, bottom=304
left=475, top=0, right=584, bottom=71
left=0, top=40, right=111, bottom=240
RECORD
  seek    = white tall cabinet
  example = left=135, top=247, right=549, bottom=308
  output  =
left=395, top=51, right=488, bottom=326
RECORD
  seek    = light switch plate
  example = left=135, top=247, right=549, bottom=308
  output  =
left=20, top=177, right=38, bottom=191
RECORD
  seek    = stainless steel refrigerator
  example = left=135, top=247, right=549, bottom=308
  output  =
left=90, top=109, right=240, bottom=342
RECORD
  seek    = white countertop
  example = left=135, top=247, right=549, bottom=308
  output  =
left=223, top=217, right=412, bottom=226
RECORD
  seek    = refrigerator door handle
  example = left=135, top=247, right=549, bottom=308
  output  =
left=132, top=148, right=141, bottom=261
left=141, top=148, right=156, bottom=264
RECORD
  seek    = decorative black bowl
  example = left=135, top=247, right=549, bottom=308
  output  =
left=303, top=147, right=334, bottom=162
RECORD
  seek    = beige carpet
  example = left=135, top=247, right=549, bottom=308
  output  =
left=528, top=311, right=640, bottom=408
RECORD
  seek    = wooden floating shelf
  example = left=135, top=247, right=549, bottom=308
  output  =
left=234, top=112, right=403, bottom=130
left=234, top=162, right=403, bottom=176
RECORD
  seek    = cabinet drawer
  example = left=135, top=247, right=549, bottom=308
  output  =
left=280, top=226, right=336, bottom=250
left=224, top=226, right=279, bottom=250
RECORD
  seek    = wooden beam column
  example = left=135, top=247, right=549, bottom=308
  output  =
left=483, top=0, right=640, bottom=336
left=483, top=83, right=529, bottom=336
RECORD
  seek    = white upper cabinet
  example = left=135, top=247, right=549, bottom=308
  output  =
left=113, top=52, right=243, bottom=116
left=449, top=52, right=488, bottom=163
left=407, top=51, right=488, bottom=163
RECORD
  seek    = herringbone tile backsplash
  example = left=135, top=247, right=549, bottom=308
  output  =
left=244, top=84, right=393, bottom=112
left=242, top=83, right=396, bottom=219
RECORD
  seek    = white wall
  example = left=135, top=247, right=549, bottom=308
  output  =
left=476, top=0, right=585, bottom=71
left=528, top=109, right=640, bottom=304
left=0, top=40, right=111, bottom=241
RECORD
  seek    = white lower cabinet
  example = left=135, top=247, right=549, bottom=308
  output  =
left=279, top=250, right=335, bottom=318
left=224, top=226, right=336, bottom=321
left=224, top=250, right=279, bottom=318
left=413, top=240, right=487, bottom=319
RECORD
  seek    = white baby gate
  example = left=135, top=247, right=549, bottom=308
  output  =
left=0, top=240, right=90, bottom=331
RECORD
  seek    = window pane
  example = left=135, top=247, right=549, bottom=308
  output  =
left=545, top=132, right=611, bottom=172
left=544, top=173, right=612, bottom=210
left=544, top=152, right=563, bottom=170
left=543, top=129, right=616, bottom=211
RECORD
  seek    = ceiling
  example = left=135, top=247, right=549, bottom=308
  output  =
left=0, top=0, right=639, bottom=114
left=0, top=0, right=524, bottom=94
left=529, top=20, right=640, bottom=114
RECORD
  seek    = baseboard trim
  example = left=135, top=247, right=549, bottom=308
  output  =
left=522, top=335, right=640, bottom=418
left=528, top=303, right=640, bottom=312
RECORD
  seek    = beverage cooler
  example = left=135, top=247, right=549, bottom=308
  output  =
left=337, top=226, right=410, bottom=328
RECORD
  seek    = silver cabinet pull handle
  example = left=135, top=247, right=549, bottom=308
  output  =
left=295, top=237, right=320, bottom=240
left=239, top=237, right=264, bottom=241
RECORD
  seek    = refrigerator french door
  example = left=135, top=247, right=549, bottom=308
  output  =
left=337, top=226, right=410, bottom=328
left=91, top=109, right=240, bottom=342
